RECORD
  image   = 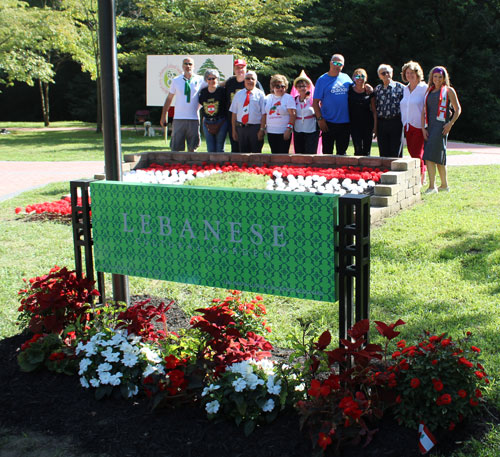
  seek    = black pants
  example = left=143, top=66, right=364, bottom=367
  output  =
left=377, top=117, right=403, bottom=158
left=235, top=124, right=263, bottom=153
left=293, top=130, right=319, bottom=154
left=228, top=115, right=240, bottom=152
left=351, top=123, right=373, bottom=156
left=321, top=122, right=350, bottom=155
left=268, top=132, right=291, bottom=154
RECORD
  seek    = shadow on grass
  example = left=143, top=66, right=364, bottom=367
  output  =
left=437, top=230, right=500, bottom=294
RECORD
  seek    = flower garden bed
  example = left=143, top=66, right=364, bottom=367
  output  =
left=5, top=266, right=496, bottom=457
left=117, top=152, right=422, bottom=224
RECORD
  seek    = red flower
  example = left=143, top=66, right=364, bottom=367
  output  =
left=475, top=388, right=482, bottom=398
left=449, top=421, right=456, bottom=431
left=458, top=357, right=473, bottom=368
left=431, top=359, right=438, bottom=365
left=474, top=370, right=485, bottom=379
left=396, top=340, right=406, bottom=348
left=395, top=395, right=402, bottom=404
left=255, top=295, right=263, bottom=301
left=436, top=394, right=452, bottom=406
left=317, top=432, right=332, bottom=451
left=432, top=378, right=444, bottom=392
left=391, top=350, right=401, bottom=359
left=457, top=389, right=467, bottom=398
left=164, top=355, right=180, bottom=369
left=471, top=346, right=481, bottom=353
left=410, top=378, right=420, bottom=389
left=308, top=379, right=331, bottom=398
left=470, top=398, right=479, bottom=407
left=440, top=338, right=452, bottom=347
left=48, top=352, right=65, bottom=361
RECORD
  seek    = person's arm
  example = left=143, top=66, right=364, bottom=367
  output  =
left=421, top=105, right=429, bottom=141
left=284, top=108, right=296, bottom=140
left=160, top=93, right=175, bottom=127
left=370, top=96, right=377, bottom=138
left=258, top=114, right=266, bottom=141
left=313, top=98, right=328, bottom=132
left=365, top=83, right=373, bottom=94
left=443, top=87, right=462, bottom=136
left=231, top=112, right=238, bottom=142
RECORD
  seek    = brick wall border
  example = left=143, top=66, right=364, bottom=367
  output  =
left=96, top=152, right=421, bottom=224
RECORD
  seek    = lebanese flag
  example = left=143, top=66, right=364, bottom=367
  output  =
left=418, top=422, right=437, bottom=454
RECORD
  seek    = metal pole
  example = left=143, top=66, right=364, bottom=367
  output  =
left=98, top=0, right=129, bottom=304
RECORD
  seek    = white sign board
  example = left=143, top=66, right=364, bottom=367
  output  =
left=146, top=55, right=234, bottom=107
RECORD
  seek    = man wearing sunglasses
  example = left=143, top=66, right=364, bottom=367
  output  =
left=313, top=54, right=352, bottom=155
left=160, top=57, right=206, bottom=152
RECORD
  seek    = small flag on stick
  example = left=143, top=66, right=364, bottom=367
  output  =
left=418, top=422, right=437, bottom=454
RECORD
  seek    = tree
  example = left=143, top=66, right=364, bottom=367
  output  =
left=118, top=0, right=328, bottom=80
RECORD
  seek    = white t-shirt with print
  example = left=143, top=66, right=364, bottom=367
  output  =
left=169, top=74, right=205, bottom=120
left=264, top=93, right=296, bottom=134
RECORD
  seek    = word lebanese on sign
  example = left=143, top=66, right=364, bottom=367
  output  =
left=90, top=181, right=339, bottom=302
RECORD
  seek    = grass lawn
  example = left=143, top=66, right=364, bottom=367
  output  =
left=0, top=162, right=499, bottom=455
left=0, top=121, right=471, bottom=161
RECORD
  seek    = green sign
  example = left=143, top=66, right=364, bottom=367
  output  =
left=90, top=181, right=338, bottom=302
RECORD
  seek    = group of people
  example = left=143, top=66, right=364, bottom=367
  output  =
left=159, top=54, right=461, bottom=193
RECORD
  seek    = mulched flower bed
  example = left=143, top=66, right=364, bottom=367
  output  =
left=1, top=296, right=497, bottom=457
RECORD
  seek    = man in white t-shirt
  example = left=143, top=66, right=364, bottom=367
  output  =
left=160, top=57, right=205, bottom=152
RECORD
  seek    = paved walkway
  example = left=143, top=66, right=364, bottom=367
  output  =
left=0, top=141, right=499, bottom=202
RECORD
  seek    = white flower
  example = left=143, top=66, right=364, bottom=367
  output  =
left=141, top=346, right=162, bottom=364
left=128, top=335, right=142, bottom=345
left=110, top=331, right=127, bottom=346
left=99, top=371, right=112, bottom=384
left=122, top=352, right=139, bottom=367
left=97, top=362, right=112, bottom=373
left=120, top=341, right=138, bottom=355
left=232, top=378, right=247, bottom=392
left=266, top=376, right=281, bottom=395
left=205, top=400, right=220, bottom=414
left=83, top=342, right=97, bottom=356
left=80, top=376, right=90, bottom=388
left=295, top=383, right=305, bottom=392
left=127, top=385, right=139, bottom=397
left=262, top=399, right=275, bottom=412
left=143, top=364, right=161, bottom=378
left=257, top=359, right=275, bottom=376
left=108, top=372, right=123, bottom=386
left=245, top=373, right=264, bottom=390
left=101, top=347, right=121, bottom=363
left=90, top=378, right=100, bottom=388
left=202, top=384, right=221, bottom=397
left=78, top=358, right=92, bottom=375
left=76, top=341, right=85, bottom=355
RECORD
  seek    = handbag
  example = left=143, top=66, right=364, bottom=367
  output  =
left=205, top=118, right=224, bottom=135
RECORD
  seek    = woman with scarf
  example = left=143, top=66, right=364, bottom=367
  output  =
left=421, top=66, right=461, bottom=193
left=292, top=71, right=319, bottom=154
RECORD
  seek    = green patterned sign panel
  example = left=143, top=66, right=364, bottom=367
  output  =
left=90, top=181, right=338, bottom=302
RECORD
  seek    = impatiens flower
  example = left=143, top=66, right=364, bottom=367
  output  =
left=232, top=378, right=247, bottom=392
left=317, top=432, right=332, bottom=451
left=266, top=376, right=281, bottom=395
left=122, top=352, right=139, bottom=367
left=457, top=389, right=467, bottom=398
left=97, top=362, right=112, bottom=373
left=108, top=372, right=123, bottom=386
left=202, top=384, right=221, bottom=397
left=205, top=400, right=220, bottom=414
left=458, top=357, right=473, bottom=368
left=474, top=370, right=485, bottom=379
left=90, top=378, right=100, bottom=387
left=410, top=378, right=420, bottom=389
left=470, top=398, right=479, bottom=407
left=440, top=338, right=452, bottom=347
left=78, top=358, right=92, bottom=375
left=80, top=377, right=90, bottom=388
left=140, top=346, right=162, bottom=364
left=475, top=388, right=482, bottom=398
left=99, top=371, right=112, bottom=384
left=432, top=379, right=444, bottom=392
left=449, top=421, right=456, bottom=431
left=397, top=340, right=406, bottom=348
left=471, top=346, right=481, bottom=353
left=101, top=347, right=121, bottom=363
left=436, top=394, right=452, bottom=406
left=262, top=399, right=275, bottom=412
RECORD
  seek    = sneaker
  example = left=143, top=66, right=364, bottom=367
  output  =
left=424, top=188, right=438, bottom=194
left=438, top=186, right=450, bottom=192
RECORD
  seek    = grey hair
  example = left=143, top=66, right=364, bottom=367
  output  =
left=377, top=64, right=393, bottom=74
left=245, top=71, right=258, bottom=81
left=204, top=69, right=220, bottom=81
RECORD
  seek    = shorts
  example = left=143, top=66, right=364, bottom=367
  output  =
left=171, top=119, right=200, bottom=152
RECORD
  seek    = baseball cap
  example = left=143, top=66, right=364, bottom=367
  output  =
left=234, top=59, right=247, bottom=67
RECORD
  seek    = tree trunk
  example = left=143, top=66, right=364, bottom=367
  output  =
left=95, top=76, right=102, bottom=133
left=39, top=80, right=50, bottom=127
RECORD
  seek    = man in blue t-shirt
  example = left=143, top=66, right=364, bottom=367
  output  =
left=313, top=54, right=353, bottom=155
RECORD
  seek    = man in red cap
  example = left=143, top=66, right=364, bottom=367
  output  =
left=223, top=59, right=264, bottom=152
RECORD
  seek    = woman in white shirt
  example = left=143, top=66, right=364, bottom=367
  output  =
left=261, top=74, right=296, bottom=154
left=400, top=61, right=428, bottom=184
left=292, top=71, right=319, bottom=154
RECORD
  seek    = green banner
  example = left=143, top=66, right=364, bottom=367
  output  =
left=90, top=181, right=338, bottom=302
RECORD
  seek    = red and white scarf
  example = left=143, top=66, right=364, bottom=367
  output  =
left=424, top=85, right=448, bottom=127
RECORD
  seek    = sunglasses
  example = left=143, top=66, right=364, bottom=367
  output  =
left=183, top=62, right=193, bottom=66
left=207, top=77, right=217, bottom=81
left=354, top=74, right=366, bottom=79
left=380, top=71, right=390, bottom=76
left=296, top=84, right=308, bottom=88
left=331, top=61, right=343, bottom=67
left=274, top=85, right=286, bottom=89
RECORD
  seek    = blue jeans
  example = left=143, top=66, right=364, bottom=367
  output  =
left=203, top=119, right=228, bottom=152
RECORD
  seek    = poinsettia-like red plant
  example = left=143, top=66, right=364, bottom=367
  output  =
left=18, top=266, right=99, bottom=334
left=115, top=299, right=171, bottom=342
left=190, top=292, right=272, bottom=374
